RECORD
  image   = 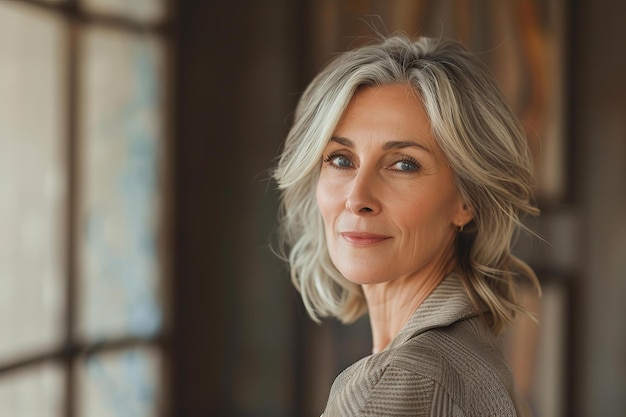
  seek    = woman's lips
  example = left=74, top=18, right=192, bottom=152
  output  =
left=340, top=232, right=391, bottom=246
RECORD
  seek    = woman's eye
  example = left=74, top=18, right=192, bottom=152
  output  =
left=324, top=153, right=353, bottom=169
left=391, top=160, right=420, bottom=172
left=333, top=156, right=352, bottom=168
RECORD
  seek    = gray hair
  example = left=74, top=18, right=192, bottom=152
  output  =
left=274, top=35, right=540, bottom=335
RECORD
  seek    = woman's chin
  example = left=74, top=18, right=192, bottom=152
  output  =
left=339, top=270, right=394, bottom=286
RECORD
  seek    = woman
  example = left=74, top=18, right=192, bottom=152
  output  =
left=274, top=35, right=540, bottom=416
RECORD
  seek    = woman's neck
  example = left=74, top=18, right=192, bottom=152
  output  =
left=363, top=272, right=444, bottom=353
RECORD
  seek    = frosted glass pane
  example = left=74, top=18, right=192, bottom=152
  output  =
left=0, top=2, right=66, bottom=361
left=78, top=28, right=166, bottom=341
left=0, top=363, right=64, bottom=417
left=81, top=0, right=166, bottom=23
left=78, top=347, right=162, bottom=417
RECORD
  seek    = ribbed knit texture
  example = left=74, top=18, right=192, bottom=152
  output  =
left=322, top=275, right=528, bottom=417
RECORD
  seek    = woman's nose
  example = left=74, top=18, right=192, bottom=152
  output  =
left=345, top=169, right=381, bottom=215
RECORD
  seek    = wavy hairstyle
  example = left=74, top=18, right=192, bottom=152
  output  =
left=273, top=35, right=540, bottom=335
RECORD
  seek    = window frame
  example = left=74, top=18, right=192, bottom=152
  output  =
left=0, top=1, right=174, bottom=416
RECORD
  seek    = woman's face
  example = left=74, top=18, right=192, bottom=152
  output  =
left=316, top=84, right=472, bottom=286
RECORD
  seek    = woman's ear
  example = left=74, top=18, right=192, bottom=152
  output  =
left=453, top=200, right=474, bottom=229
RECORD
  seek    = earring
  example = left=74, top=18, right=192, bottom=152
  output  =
left=456, top=223, right=464, bottom=233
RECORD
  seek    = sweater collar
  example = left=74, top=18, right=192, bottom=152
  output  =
left=385, top=274, right=479, bottom=350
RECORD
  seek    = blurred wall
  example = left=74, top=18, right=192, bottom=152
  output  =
left=572, top=1, right=626, bottom=415
left=171, top=1, right=305, bottom=415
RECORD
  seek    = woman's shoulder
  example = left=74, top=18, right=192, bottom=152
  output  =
left=391, top=314, right=507, bottom=374
left=384, top=315, right=519, bottom=415
left=324, top=316, right=521, bottom=416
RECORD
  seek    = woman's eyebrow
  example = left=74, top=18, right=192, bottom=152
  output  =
left=329, top=136, right=353, bottom=147
left=330, top=137, right=431, bottom=153
left=383, top=140, right=431, bottom=153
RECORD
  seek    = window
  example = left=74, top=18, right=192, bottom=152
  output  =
left=0, top=1, right=171, bottom=416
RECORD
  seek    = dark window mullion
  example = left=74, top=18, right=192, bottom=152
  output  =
left=0, top=336, right=160, bottom=375
left=64, top=1, right=79, bottom=415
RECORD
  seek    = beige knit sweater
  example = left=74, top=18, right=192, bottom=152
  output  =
left=322, top=274, right=529, bottom=417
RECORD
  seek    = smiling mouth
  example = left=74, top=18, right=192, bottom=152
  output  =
left=340, top=232, right=391, bottom=246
